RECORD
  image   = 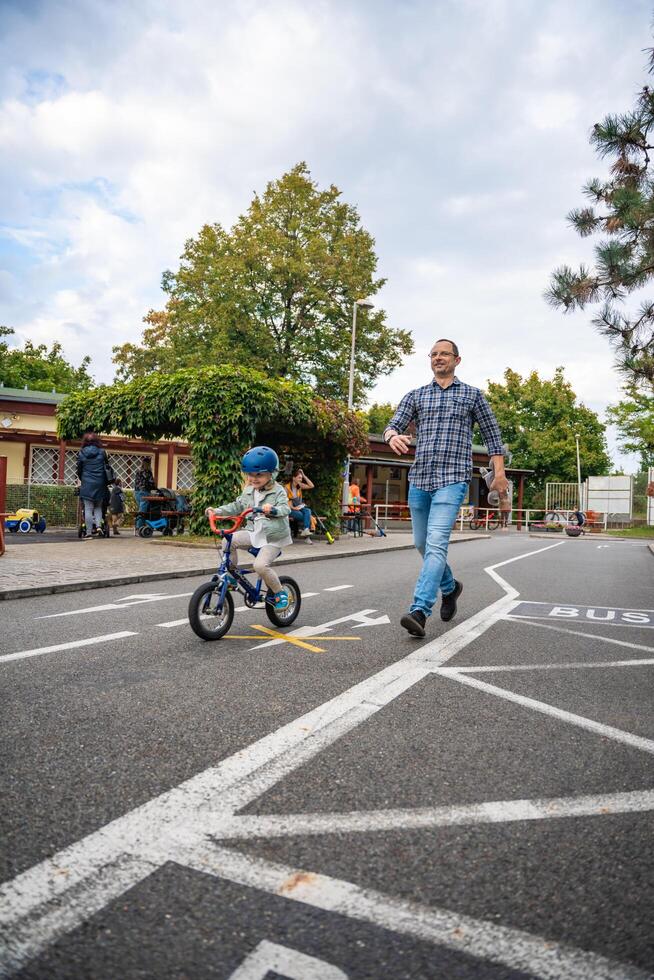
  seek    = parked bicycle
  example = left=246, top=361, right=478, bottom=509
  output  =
left=188, top=508, right=302, bottom=641
left=468, top=509, right=500, bottom=531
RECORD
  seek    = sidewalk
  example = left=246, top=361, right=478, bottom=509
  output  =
left=0, top=531, right=488, bottom=601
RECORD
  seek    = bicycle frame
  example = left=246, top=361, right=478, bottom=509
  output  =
left=208, top=509, right=267, bottom=606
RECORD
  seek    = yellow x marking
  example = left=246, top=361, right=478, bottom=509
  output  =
left=251, top=624, right=358, bottom=652
left=215, top=626, right=361, bottom=653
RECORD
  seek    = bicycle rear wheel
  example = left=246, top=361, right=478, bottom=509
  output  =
left=189, top=583, right=234, bottom=640
left=265, top=575, right=301, bottom=627
left=468, top=519, right=482, bottom=531
left=487, top=518, right=501, bottom=530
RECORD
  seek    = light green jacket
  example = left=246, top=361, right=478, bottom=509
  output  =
left=215, top=481, right=291, bottom=544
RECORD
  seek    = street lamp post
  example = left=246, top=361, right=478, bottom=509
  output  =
left=342, top=298, right=374, bottom=512
left=574, top=432, right=583, bottom=511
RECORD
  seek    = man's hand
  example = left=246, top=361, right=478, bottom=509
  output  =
left=388, top=433, right=411, bottom=456
left=490, top=474, right=510, bottom=497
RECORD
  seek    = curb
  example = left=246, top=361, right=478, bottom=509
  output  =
left=528, top=532, right=653, bottom=542
left=0, top=534, right=489, bottom=602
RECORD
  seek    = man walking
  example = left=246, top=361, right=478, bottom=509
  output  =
left=384, top=339, right=508, bottom=637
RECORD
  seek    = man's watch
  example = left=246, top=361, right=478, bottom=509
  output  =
left=384, top=431, right=395, bottom=444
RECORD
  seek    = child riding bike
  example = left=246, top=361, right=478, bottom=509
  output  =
left=205, top=446, right=292, bottom=610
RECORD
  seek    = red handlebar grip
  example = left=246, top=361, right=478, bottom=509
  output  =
left=207, top=508, right=254, bottom=535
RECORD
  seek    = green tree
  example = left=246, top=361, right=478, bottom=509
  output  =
left=484, top=368, right=611, bottom=504
left=0, top=327, right=94, bottom=392
left=363, top=401, right=396, bottom=433
left=113, top=163, right=413, bottom=404
left=606, top=382, right=654, bottom=466
left=546, top=46, right=654, bottom=385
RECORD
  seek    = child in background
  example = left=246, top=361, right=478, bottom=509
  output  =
left=205, top=446, right=292, bottom=609
left=108, top=478, right=125, bottom=535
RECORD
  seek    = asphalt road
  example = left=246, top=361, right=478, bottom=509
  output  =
left=1, top=535, right=653, bottom=979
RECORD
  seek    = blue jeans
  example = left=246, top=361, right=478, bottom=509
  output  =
left=290, top=506, right=311, bottom=530
left=408, top=481, right=468, bottom=617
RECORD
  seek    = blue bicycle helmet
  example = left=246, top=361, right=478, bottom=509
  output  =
left=241, top=446, right=279, bottom=476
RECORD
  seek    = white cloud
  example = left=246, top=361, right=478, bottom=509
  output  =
left=0, top=0, right=651, bottom=474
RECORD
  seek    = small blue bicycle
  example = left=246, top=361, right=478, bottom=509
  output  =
left=188, top=508, right=302, bottom=641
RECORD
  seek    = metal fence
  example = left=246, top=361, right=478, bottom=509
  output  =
left=371, top=502, right=612, bottom=533
left=4, top=483, right=139, bottom=528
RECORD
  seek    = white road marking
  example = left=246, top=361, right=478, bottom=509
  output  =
left=323, top=585, right=353, bottom=592
left=503, top=617, right=654, bottom=653
left=508, top=600, right=654, bottom=612
left=439, top=659, right=654, bottom=673
left=0, top=545, right=528, bottom=973
left=155, top=592, right=319, bottom=628
left=205, top=789, right=654, bottom=840
left=247, top=609, right=391, bottom=650
left=484, top=541, right=565, bottom=596
left=2, top=541, right=640, bottom=980
left=228, top=940, right=347, bottom=979
left=157, top=606, right=256, bottom=628
left=597, top=544, right=610, bottom=549
left=167, top=842, right=650, bottom=980
left=156, top=592, right=320, bottom=628
left=0, top=632, right=138, bottom=665
left=38, top=592, right=193, bottom=619
left=440, top=671, right=654, bottom=754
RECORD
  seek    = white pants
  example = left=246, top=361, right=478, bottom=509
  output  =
left=224, top=530, right=283, bottom=593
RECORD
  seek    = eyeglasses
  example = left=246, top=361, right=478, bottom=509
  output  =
left=429, top=351, right=456, bottom=358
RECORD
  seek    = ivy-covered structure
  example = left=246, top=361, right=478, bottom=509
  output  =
left=56, top=366, right=368, bottom=533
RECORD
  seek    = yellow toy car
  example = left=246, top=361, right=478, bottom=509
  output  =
left=4, top=509, right=47, bottom=534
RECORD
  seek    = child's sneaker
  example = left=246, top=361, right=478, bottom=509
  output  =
left=267, top=590, right=289, bottom=609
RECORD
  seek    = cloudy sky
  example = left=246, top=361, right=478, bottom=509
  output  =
left=1, top=0, right=651, bottom=469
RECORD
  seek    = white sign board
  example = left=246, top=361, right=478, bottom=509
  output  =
left=586, top=475, right=633, bottom=516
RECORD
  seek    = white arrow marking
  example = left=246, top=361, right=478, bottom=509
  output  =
left=250, top=609, right=390, bottom=649
left=228, top=940, right=348, bottom=979
left=38, top=592, right=193, bottom=619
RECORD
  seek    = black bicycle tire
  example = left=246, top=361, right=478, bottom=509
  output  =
left=468, top=519, right=482, bottom=531
left=265, top=575, right=301, bottom=628
left=487, top=519, right=501, bottom=530
left=188, top=583, right=234, bottom=641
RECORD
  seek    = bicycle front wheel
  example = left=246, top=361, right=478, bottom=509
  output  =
left=468, top=519, right=482, bottom=531
left=265, top=575, right=301, bottom=628
left=189, top=583, right=234, bottom=640
left=487, top=518, right=501, bottom=530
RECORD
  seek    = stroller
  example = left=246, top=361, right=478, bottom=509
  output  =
left=136, top=488, right=192, bottom=537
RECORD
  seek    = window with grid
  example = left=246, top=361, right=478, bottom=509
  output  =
left=64, top=451, right=78, bottom=484
left=30, top=447, right=59, bottom=484
left=107, top=453, right=154, bottom=489
left=176, top=457, right=195, bottom=490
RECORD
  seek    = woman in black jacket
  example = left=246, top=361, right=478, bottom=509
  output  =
left=76, top=432, right=109, bottom=538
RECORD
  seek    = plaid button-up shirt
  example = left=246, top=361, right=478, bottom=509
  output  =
left=383, top=377, right=504, bottom=491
